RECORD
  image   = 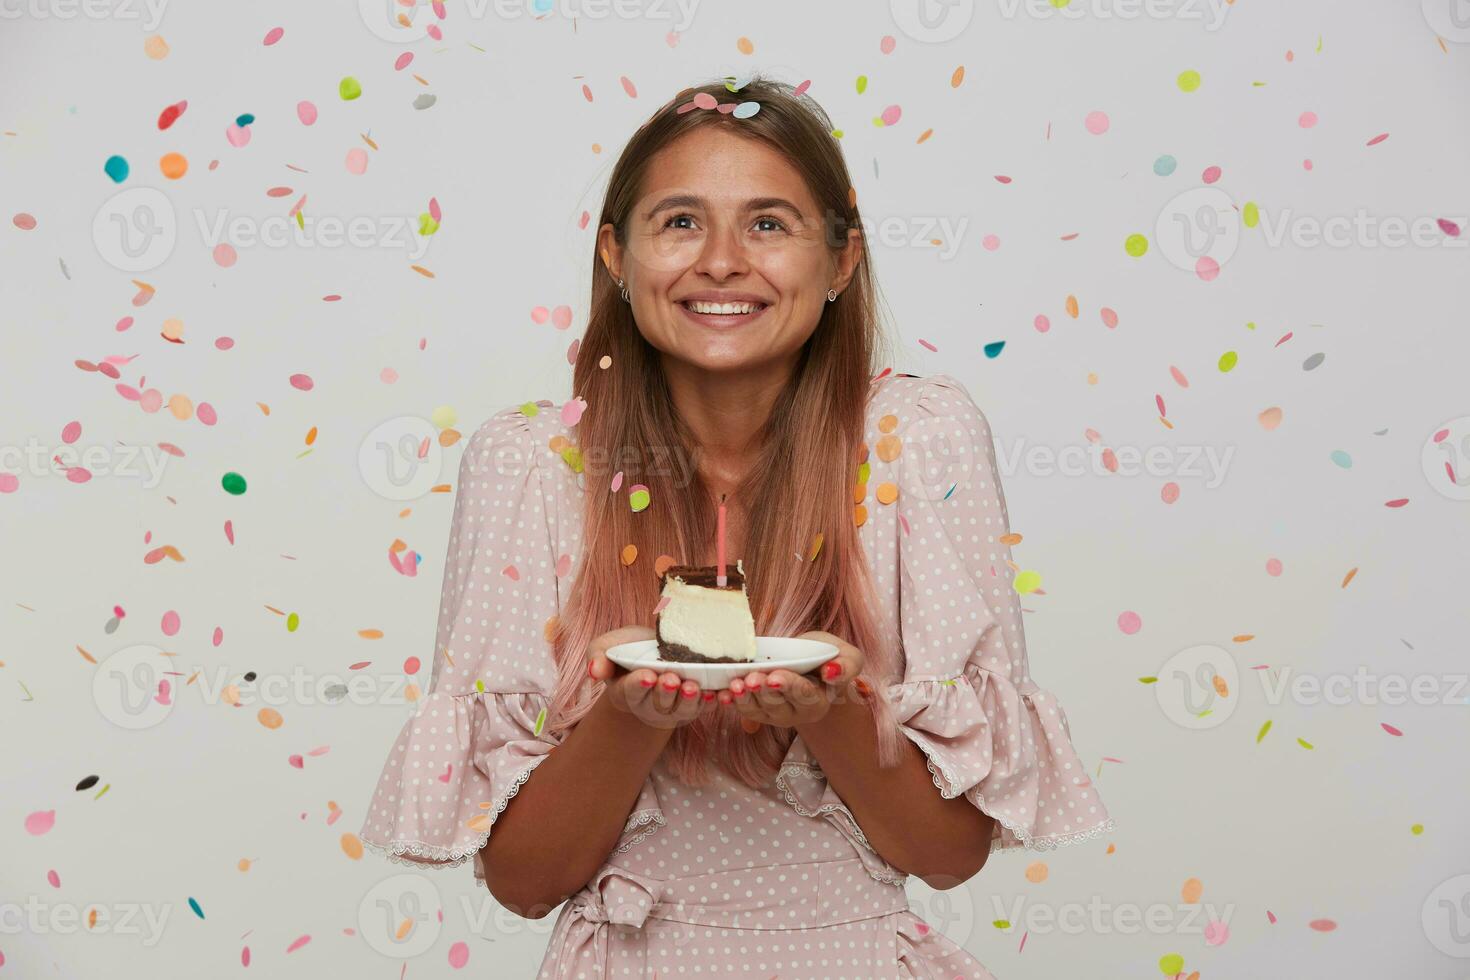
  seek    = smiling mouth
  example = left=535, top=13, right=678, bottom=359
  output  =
left=679, top=300, right=769, bottom=316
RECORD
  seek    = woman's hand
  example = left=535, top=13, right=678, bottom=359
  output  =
left=587, top=626, right=717, bottom=730
left=721, top=630, right=867, bottom=732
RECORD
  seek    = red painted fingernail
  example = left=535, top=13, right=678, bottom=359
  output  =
left=639, top=677, right=656, bottom=687
left=681, top=687, right=697, bottom=698
left=587, top=661, right=596, bottom=677
left=663, top=679, right=679, bottom=690
left=702, top=691, right=715, bottom=701
left=822, top=661, right=841, bottom=680
left=749, top=681, right=762, bottom=690
left=768, top=679, right=782, bottom=689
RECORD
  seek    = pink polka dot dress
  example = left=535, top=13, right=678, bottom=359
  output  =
left=361, top=373, right=1114, bottom=978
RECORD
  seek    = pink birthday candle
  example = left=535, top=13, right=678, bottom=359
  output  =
left=716, top=494, right=727, bottom=587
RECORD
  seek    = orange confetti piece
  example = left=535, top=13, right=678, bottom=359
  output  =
left=1182, top=877, right=1203, bottom=903
left=736, top=36, right=754, bottom=54
left=1341, top=567, right=1358, bottom=588
left=357, top=629, right=383, bottom=639
left=877, top=414, right=898, bottom=434
left=620, top=544, right=638, bottom=566
left=340, top=833, right=364, bottom=860
left=875, top=434, right=902, bottom=462
left=76, top=645, right=98, bottom=664
left=854, top=503, right=868, bottom=527
left=257, top=708, right=284, bottom=730
left=876, top=482, right=899, bottom=505
left=409, top=265, right=435, bottom=278
left=951, top=66, right=965, bottom=87
left=1065, top=295, right=1079, bottom=318
left=1232, top=634, right=1255, bottom=643
left=305, top=426, right=317, bottom=446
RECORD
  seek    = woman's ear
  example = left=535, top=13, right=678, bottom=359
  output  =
left=829, top=226, right=864, bottom=294
left=597, top=224, right=623, bottom=283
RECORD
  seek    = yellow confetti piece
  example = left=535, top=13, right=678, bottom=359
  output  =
left=1014, top=570, right=1041, bottom=594
left=1297, top=737, right=1314, bottom=749
left=258, top=708, right=283, bottom=729
left=1412, top=823, right=1424, bottom=835
left=560, top=446, right=584, bottom=473
left=340, top=833, right=364, bottom=860
left=620, top=544, right=638, bottom=566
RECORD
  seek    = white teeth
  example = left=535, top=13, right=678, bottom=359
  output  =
left=684, top=301, right=763, bottom=315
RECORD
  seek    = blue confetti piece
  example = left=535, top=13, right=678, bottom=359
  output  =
left=733, top=101, right=761, bottom=119
left=983, top=341, right=1005, bottom=359
left=103, top=155, right=129, bottom=183
left=1154, top=154, right=1177, bottom=176
left=235, top=113, right=255, bottom=127
left=942, top=484, right=957, bottom=500
left=188, top=897, right=204, bottom=919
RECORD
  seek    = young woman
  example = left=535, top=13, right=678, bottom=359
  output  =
left=361, top=76, right=1112, bottom=979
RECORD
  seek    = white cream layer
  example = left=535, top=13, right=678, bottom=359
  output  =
left=657, top=575, right=758, bottom=661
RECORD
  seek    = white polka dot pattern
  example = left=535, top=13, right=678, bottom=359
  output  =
left=357, top=375, right=1111, bottom=977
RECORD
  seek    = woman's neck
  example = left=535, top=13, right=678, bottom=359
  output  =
left=660, top=353, right=797, bottom=499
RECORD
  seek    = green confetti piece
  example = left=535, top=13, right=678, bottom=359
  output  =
left=94, top=783, right=110, bottom=800
left=629, top=488, right=651, bottom=512
left=1297, top=737, right=1314, bottom=750
left=1218, top=351, right=1238, bottom=373
left=418, top=213, right=439, bottom=236
left=1243, top=202, right=1260, bottom=228
left=856, top=75, right=868, bottom=95
left=339, top=76, right=362, bottom=101
left=475, top=679, right=485, bottom=694
left=560, top=446, right=584, bottom=474
left=286, top=612, right=300, bottom=633
left=831, top=128, right=844, bottom=139
left=1256, top=719, right=1272, bottom=743
left=992, top=919, right=1011, bottom=929
left=1411, top=823, right=1424, bottom=835
left=221, top=472, right=247, bottom=495
left=857, top=461, right=871, bottom=484
left=1138, top=676, right=1159, bottom=684
left=533, top=706, right=547, bottom=736
left=295, top=210, right=305, bottom=230
left=1159, top=953, right=1184, bottom=975
left=1124, top=233, right=1149, bottom=258
left=940, top=678, right=958, bottom=686
left=519, top=401, right=540, bottom=417
left=1177, top=70, right=1201, bottom=93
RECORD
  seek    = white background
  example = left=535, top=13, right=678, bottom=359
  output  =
left=2, top=0, right=1469, bottom=977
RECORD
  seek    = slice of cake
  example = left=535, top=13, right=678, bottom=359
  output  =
left=654, top=560, right=758, bottom=664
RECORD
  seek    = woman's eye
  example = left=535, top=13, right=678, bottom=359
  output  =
left=754, top=216, right=787, bottom=233
left=663, top=213, right=697, bottom=231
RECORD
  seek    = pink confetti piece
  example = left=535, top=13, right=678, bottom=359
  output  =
left=349, top=661, right=371, bottom=670
left=1384, top=498, right=1409, bottom=508
left=289, top=373, right=314, bottom=391
left=918, top=338, right=938, bottom=352
left=345, top=148, right=369, bottom=175
left=1299, top=110, right=1319, bottom=128
left=561, top=397, right=587, bottom=427
left=1101, top=307, right=1119, bottom=329
left=653, top=595, right=671, bottom=615
left=880, top=104, right=902, bottom=126
left=1018, top=930, right=1027, bottom=953
left=993, top=175, right=1012, bottom=184
left=64, top=466, right=92, bottom=483
left=1267, top=910, right=1277, bottom=924
left=116, top=316, right=134, bottom=331
left=25, top=810, right=56, bottom=835
left=263, top=26, right=284, bottom=45
left=213, top=627, right=224, bottom=647
left=394, top=52, right=414, bottom=71
left=297, top=101, right=317, bottom=125
left=1381, top=722, right=1403, bottom=736
left=288, top=754, right=304, bottom=769
left=610, top=471, right=624, bottom=493
left=0, top=474, right=18, bottom=493
left=242, top=947, right=250, bottom=967
left=1438, top=218, right=1461, bottom=237
left=448, top=942, right=470, bottom=969
left=502, top=564, right=520, bottom=581
left=566, top=338, right=581, bottom=364
left=429, top=197, right=442, bottom=223
left=1084, top=110, right=1110, bottom=135
left=1366, top=132, right=1389, bottom=146
left=226, top=124, right=251, bottom=148
left=224, top=520, right=235, bottom=545
left=1204, top=920, right=1230, bottom=945
left=155, top=679, right=171, bottom=705
left=794, top=79, right=811, bottom=97
left=552, top=305, right=573, bottom=329
left=12, top=213, right=37, bottom=230
left=880, top=35, right=896, bottom=54
left=1202, top=165, right=1221, bottom=184
left=47, top=870, right=60, bottom=888
left=403, top=656, right=421, bottom=675
left=555, top=554, right=572, bottom=577
left=1308, top=919, right=1336, bottom=932
left=161, top=610, right=181, bottom=636
left=61, top=421, right=81, bottom=444
left=285, top=935, right=311, bottom=953
left=1196, top=256, right=1221, bottom=281
left=213, top=243, right=237, bottom=267
left=1034, top=315, right=1050, bottom=333
left=531, top=306, right=550, bottom=324
left=620, top=76, right=637, bottom=98
left=197, top=402, right=217, bottom=425
left=982, top=234, right=1001, bottom=251
left=1117, top=611, right=1142, bottom=634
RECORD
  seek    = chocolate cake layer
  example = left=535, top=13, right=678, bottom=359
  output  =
left=660, top=564, right=745, bottom=590
left=655, top=637, right=751, bottom=665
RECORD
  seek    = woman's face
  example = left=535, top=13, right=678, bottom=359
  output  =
left=599, top=126, right=861, bottom=376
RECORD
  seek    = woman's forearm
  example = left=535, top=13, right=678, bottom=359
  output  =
left=795, top=698, right=995, bottom=888
left=480, top=692, right=672, bottom=916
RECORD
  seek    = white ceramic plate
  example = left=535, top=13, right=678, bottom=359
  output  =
left=605, top=636, right=838, bottom=690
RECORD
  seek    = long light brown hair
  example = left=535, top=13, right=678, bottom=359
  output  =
left=546, top=75, right=905, bottom=788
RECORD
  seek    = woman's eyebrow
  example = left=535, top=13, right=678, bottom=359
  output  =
left=643, top=194, right=807, bottom=219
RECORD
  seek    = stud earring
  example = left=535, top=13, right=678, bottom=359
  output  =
left=827, top=288, right=838, bottom=302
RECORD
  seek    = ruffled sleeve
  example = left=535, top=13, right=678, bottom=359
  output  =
left=358, top=405, right=664, bottom=885
left=884, top=375, right=1114, bottom=853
